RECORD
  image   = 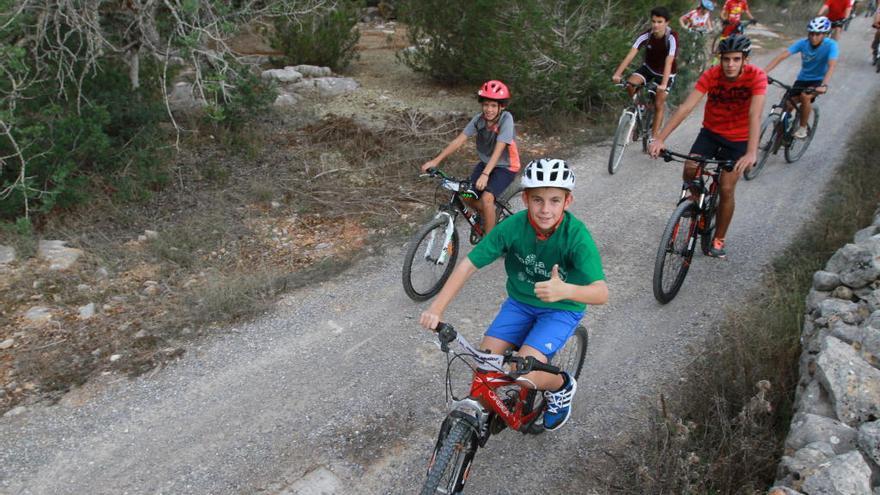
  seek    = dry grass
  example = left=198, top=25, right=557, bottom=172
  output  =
left=599, top=96, right=880, bottom=493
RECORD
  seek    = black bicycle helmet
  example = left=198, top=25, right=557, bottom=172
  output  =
left=718, top=34, right=751, bottom=57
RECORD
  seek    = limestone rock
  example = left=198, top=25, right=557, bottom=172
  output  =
left=800, top=451, right=872, bottom=495
left=814, top=270, right=841, bottom=291
left=0, top=338, right=14, bottom=350
left=785, top=412, right=858, bottom=455
left=261, top=68, right=303, bottom=83
left=819, top=298, right=861, bottom=325
left=291, top=77, right=359, bottom=98
left=807, top=289, right=831, bottom=313
left=854, top=225, right=879, bottom=244
left=795, top=379, right=836, bottom=418
left=77, top=303, right=96, bottom=320
left=290, top=64, right=332, bottom=77
left=273, top=93, right=302, bottom=107
left=778, top=441, right=836, bottom=486
left=825, top=242, right=880, bottom=289
left=168, top=82, right=206, bottom=109
left=23, top=306, right=52, bottom=324
left=37, top=240, right=83, bottom=270
left=816, top=336, right=880, bottom=427
left=0, top=245, right=15, bottom=264
left=858, top=420, right=880, bottom=466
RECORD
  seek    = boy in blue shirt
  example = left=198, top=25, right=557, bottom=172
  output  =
left=764, top=16, right=838, bottom=139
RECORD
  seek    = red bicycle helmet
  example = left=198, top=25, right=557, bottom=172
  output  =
left=477, top=80, right=510, bottom=102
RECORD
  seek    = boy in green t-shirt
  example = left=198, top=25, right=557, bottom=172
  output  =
left=419, top=158, right=608, bottom=431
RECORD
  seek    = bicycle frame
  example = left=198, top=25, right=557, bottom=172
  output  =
left=436, top=324, right=556, bottom=441
left=766, top=77, right=818, bottom=146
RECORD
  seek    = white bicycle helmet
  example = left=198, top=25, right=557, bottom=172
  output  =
left=521, top=158, right=575, bottom=191
left=807, top=16, right=832, bottom=33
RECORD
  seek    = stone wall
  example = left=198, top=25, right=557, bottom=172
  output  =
left=769, top=210, right=880, bottom=495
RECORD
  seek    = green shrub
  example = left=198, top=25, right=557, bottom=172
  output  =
left=270, top=1, right=360, bottom=71
left=399, top=0, right=693, bottom=115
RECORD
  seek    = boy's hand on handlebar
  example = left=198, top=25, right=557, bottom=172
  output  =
left=420, top=160, right=439, bottom=173
left=419, top=308, right=442, bottom=331
left=612, top=74, right=622, bottom=84
left=648, top=138, right=665, bottom=158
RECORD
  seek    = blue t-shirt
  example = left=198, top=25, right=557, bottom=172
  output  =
left=788, top=38, right=838, bottom=82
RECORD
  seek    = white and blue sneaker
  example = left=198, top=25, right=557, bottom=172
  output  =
left=543, top=372, right=577, bottom=431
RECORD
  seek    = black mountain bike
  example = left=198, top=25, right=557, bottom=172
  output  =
left=402, top=168, right=524, bottom=301
left=653, top=150, right=734, bottom=304
left=745, top=77, right=819, bottom=180
left=608, top=80, right=659, bottom=174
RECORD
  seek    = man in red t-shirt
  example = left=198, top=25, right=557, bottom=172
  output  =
left=818, top=0, right=854, bottom=39
left=648, top=35, right=767, bottom=259
left=721, top=0, right=754, bottom=36
left=612, top=6, right=678, bottom=139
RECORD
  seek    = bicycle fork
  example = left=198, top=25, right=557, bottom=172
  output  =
left=424, top=212, right=456, bottom=265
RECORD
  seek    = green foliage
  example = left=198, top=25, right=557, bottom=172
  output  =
left=270, top=1, right=360, bottom=71
left=399, top=0, right=694, bottom=115
left=201, top=65, right=277, bottom=132
left=0, top=217, right=37, bottom=258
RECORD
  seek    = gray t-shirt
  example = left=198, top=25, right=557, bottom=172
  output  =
left=463, top=111, right=519, bottom=170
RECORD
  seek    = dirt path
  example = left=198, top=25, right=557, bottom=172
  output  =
left=1, top=20, right=878, bottom=495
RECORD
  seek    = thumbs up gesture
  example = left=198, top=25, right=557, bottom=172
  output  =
left=534, top=264, right=568, bottom=303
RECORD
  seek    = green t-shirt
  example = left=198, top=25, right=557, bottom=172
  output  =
left=467, top=210, right=605, bottom=312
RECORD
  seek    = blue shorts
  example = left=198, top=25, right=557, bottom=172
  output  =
left=485, top=298, right=584, bottom=359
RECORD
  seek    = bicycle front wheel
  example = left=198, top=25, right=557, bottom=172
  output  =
left=402, top=216, right=459, bottom=301
left=421, top=419, right=478, bottom=495
left=608, top=110, right=635, bottom=174
left=653, top=201, right=699, bottom=304
left=784, top=106, right=819, bottom=163
left=744, top=113, right=780, bottom=180
left=554, top=325, right=588, bottom=380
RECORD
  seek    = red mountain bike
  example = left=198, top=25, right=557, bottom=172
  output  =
left=421, top=322, right=588, bottom=494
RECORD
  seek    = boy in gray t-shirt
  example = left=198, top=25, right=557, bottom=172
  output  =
left=421, top=80, right=521, bottom=235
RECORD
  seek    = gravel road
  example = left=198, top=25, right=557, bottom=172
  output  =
left=1, top=20, right=878, bottom=495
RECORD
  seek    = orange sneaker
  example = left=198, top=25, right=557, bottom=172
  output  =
left=706, top=237, right=726, bottom=259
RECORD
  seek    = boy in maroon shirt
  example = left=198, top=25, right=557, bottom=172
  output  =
left=612, top=6, right=678, bottom=139
left=648, top=35, right=767, bottom=259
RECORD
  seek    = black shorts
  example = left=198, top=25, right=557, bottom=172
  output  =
left=689, top=128, right=747, bottom=163
left=469, top=162, right=516, bottom=199
left=634, top=65, right=676, bottom=91
left=791, top=79, right=822, bottom=100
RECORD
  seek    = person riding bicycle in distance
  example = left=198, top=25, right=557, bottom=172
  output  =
left=419, top=159, right=608, bottom=431
left=818, top=0, right=854, bottom=40
left=720, top=0, right=754, bottom=38
left=764, top=16, right=837, bottom=139
left=648, top=35, right=767, bottom=259
left=680, top=0, right=716, bottom=33
left=420, top=80, right=521, bottom=236
left=612, top=6, right=679, bottom=140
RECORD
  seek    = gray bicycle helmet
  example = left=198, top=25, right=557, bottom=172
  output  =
left=718, top=34, right=752, bottom=57
left=521, top=158, right=575, bottom=191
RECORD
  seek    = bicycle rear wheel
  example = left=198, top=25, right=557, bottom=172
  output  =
left=421, top=418, right=478, bottom=495
left=653, top=201, right=698, bottom=304
left=402, top=216, right=458, bottom=301
left=608, top=110, right=636, bottom=174
left=744, top=113, right=780, bottom=180
left=784, top=106, right=819, bottom=163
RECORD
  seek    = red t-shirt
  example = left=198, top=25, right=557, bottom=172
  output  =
left=695, top=64, right=767, bottom=142
left=724, top=0, right=749, bottom=23
left=824, top=0, right=853, bottom=21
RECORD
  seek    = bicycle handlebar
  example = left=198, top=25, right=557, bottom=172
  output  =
left=434, top=322, right=562, bottom=375
left=660, top=149, right=735, bottom=170
left=766, top=76, right=820, bottom=95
